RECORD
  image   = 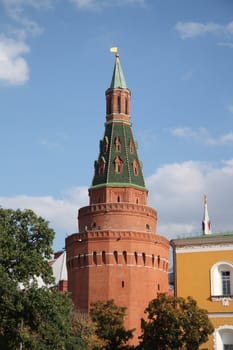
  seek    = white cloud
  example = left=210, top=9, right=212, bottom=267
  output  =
left=170, top=127, right=233, bottom=145
left=147, top=160, right=233, bottom=238
left=0, top=186, right=88, bottom=249
left=175, top=21, right=233, bottom=40
left=70, top=0, right=146, bottom=10
left=1, top=160, right=233, bottom=248
left=0, top=35, right=29, bottom=85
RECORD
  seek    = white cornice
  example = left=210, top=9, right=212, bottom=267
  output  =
left=175, top=244, right=233, bottom=253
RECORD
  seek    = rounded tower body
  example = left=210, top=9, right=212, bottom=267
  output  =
left=65, top=52, right=169, bottom=342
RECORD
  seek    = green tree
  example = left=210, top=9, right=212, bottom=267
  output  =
left=66, top=310, right=106, bottom=350
left=0, top=208, right=72, bottom=349
left=90, top=299, right=135, bottom=350
left=138, top=293, right=214, bottom=350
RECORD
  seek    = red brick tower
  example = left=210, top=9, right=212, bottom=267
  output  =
left=65, top=51, right=169, bottom=341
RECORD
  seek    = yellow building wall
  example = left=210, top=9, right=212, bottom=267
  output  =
left=175, top=249, right=233, bottom=311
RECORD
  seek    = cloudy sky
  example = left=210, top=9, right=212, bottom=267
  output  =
left=0, top=0, right=233, bottom=250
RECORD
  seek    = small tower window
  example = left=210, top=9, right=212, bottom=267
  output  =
left=117, top=96, right=121, bottom=113
left=129, top=139, right=134, bottom=153
left=122, top=281, right=125, bottom=288
left=114, top=251, right=118, bottom=264
left=152, top=254, right=155, bottom=267
left=98, top=157, right=106, bottom=175
left=132, top=160, right=139, bottom=176
left=115, top=137, right=121, bottom=152
left=102, top=251, right=106, bottom=264
left=93, top=251, right=97, bottom=265
left=123, top=251, right=127, bottom=264
left=107, top=96, right=111, bottom=114
left=142, top=252, right=146, bottom=265
left=125, top=97, right=128, bottom=114
left=114, top=156, right=123, bottom=174
left=103, top=136, right=109, bottom=153
left=117, top=196, right=120, bottom=203
left=158, top=255, right=160, bottom=268
left=134, top=252, right=138, bottom=264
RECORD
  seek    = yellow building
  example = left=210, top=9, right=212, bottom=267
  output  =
left=171, top=196, right=233, bottom=349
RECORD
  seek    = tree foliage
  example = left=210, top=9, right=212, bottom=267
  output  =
left=66, top=310, right=106, bottom=350
left=90, top=299, right=135, bottom=350
left=138, top=293, right=214, bottom=350
left=0, top=208, right=72, bottom=349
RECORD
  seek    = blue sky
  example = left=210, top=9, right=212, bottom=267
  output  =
left=0, top=0, right=233, bottom=250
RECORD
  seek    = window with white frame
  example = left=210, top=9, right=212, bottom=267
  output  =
left=211, top=262, right=233, bottom=298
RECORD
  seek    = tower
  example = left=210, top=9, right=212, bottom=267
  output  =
left=202, top=194, right=211, bottom=235
left=65, top=50, right=169, bottom=341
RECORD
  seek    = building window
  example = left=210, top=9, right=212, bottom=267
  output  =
left=122, top=281, right=125, bottom=288
left=129, top=139, right=134, bottom=153
left=93, top=251, right=97, bottom=265
left=211, top=262, right=233, bottom=299
left=214, top=326, right=233, bottom=350
left=152, top=254, right=155, bottom=267
left=134, top=252, right=138, bottom=264
left=222, top=271, right=231, bottom=295
left=98, top=156, right=106, bottom=175
left=103, top=136, right=109, bottom=152
left=115, top=137, right=121, bottom=152
left=102, top=251, right=106, bottom=264
left=125, top=98, right=128, bottom=114
left=117, top=196, right=120, bottom=203
left=142, top=252, right=146, bottom=265
left=117, top=96, right=121, bottom=113
left=114, top=156, right=123, bottom=174
left=114, top=251, right=118, bottom=264
left=132, top=160, right=139, bottom=176
left=123, top=251, right=127, bottom=264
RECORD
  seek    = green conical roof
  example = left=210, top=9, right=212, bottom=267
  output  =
left=91, top=123, right=146, bottom=190
left=90, top=52, right=146, bottom=191
left=110, top=54, right=127, bottom=89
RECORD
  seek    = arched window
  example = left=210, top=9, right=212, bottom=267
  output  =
left=158, top=255, right=160, bottom=268
left=107, top=96, right=111, bottom=114
left=211, top=262, right=233, bottom=299
left=115, top=137, right=121, bottom=152
left=103, top=136, right=109, bottom=153
left=114, top=156, right=123, bottom=174
left=123, top=251, right=127, bottom=264
left=117, top=96, right=121, bottom=113
left=134, top=252, right=138, bottom=264
left=142, top=252, right=146, bottom=265
left=152, top=254, right=155, bottom=267
left=102, top=251, right=106, bottom=264
left=125, top=97, right=128, bottom=114
left=132, top=160, right=139, bottom=176
left=214, top=326, right=233, bottom=350
left=93, top=251, right=97, bottom=265
left=129, top=139, right=134, bottom=153
left=117, top=196, right=120, bottom=203
left=114, top=251, right=118, bottom=264
left=98, top=156, right=106, bottom=175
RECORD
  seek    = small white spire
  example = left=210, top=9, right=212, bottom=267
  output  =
left=202, top=194, right=211, bottom=235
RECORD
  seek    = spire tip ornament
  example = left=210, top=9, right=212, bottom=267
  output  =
left=110, top=46, right=119, bottom=57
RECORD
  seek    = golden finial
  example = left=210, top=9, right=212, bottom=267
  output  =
left=110, top=46, right=119, bottom=57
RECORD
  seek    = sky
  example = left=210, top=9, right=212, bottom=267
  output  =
left=0, top=0, right=233, bottom=251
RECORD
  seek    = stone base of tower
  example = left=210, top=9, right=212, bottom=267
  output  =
left=66, top=230, right=169, bottom=344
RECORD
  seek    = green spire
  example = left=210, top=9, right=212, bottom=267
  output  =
left=110, top=54, right=127, bottom=89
